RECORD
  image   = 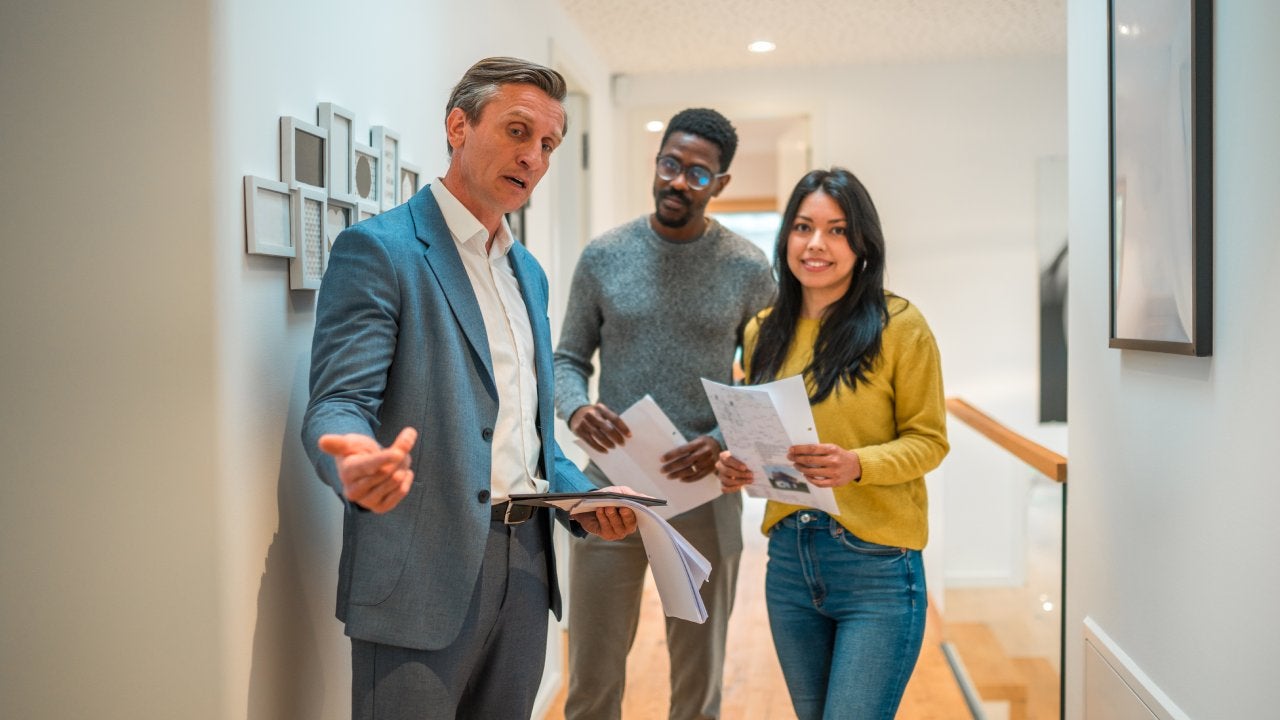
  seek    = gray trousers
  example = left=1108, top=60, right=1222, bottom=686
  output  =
left=564, top=498, right=741, bottom=720
left=351, top=511, right=551, bottom=720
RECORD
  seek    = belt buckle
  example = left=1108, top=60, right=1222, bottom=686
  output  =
left=503, top=501, right=535, bottom=526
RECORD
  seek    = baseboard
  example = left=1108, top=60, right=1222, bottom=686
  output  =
left=1082, top=616, right=1189, bottom=720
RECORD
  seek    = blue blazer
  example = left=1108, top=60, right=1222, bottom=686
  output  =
left=302, top=185, right=593, bottom=651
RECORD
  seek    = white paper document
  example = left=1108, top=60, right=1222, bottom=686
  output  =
left=572, top=395, right=721, bottom=520
left=537, top=495, right=712, bottom=623
left=700, top=375, right=840, bottom=515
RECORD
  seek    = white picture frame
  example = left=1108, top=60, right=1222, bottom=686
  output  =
left=243, top=175, right=295, bottom=257
left=325, top=196, right=357, bottom=268
left=289, top=185, right=328, bottom=290
left=358, top=199, right=379, bottom=223
left=318, top=102, right=359, bottom=204
left=281, top=116, right=328, bottom=190
left=353, top=141, right=379, bottom=205
left=398, top=160, right=421, bottom=205
left=371, top=125, right=400, bottom=211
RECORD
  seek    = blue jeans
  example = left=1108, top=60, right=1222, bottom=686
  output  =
left=765, top=510, right=927, bottom=720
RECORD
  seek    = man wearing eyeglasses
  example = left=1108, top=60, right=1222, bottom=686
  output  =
left=554, top=108, right=776, bottom=720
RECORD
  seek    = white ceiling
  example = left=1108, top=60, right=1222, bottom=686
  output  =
left=558, top=0, right=1067, bottom=75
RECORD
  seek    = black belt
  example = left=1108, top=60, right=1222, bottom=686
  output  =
left=490, top=501, right=536, bottom=526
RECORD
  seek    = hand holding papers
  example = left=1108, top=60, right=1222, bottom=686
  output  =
left=701, top=375, right=840, bottom=515
left=572, top=396, right=722, bottom=519
left=510, top=492, right=712, bottom=623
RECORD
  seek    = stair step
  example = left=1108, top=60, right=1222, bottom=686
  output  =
left=946, top=622, right=1027, bottom=720
left=1012, top=657, right=1060, bottom=720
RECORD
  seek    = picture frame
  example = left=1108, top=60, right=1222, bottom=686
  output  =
left=371, top=125, right=400, bottom=211
left=289, top=185, right=328, bottom=291
left=318, top=102, right=359, bottom=204
left=353, top=141, right=379, bottom=206
left=358, top=199, right=379, bottom=223
left=281, top=116, right=328, bottom=190
left=243, top=175, right=295, bottom=257
left=325, top=196, right=357, bottom=267
left=398, top=159, right=421, bottom=205
left=1108, top=0, right=1213, bottom=355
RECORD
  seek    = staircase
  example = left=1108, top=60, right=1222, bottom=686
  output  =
left=945, top=621, right=1060, bottom=720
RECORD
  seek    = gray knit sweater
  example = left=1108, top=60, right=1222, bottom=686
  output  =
left=553, top=215, right=776, bottom=448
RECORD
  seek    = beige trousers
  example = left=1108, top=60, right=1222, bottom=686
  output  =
left=564, top=495, right=742, bottom=720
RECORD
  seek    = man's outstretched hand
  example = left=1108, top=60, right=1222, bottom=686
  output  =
left=318, top=427, right=418, bottom=513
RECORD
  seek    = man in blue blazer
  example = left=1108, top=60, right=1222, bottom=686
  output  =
left=302, top=57, right=637, bottom=719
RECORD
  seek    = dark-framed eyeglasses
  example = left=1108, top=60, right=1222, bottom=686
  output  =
left=655, top=155, right=725, bottom=190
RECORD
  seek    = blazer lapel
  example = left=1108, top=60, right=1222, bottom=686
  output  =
left=411, top=186, right=496, bottom=396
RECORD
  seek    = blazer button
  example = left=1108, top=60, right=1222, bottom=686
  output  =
left=477, top=489, right=490, bottom=504
left=481, top=427, right=493, bottom=442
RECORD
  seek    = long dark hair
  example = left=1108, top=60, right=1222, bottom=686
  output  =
left=749, top=168, right=892, bottom=403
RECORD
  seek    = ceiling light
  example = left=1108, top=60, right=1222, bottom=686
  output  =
left=748, top=40, right=776, bottom=54
left=645, top=120, right=664, bottom=132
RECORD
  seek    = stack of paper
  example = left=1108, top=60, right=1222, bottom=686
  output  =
left=532, top=494, right=712, bottom=623
left=574, top=496, right=711, bottom=623
left=572, top=395, right=721, bottom=520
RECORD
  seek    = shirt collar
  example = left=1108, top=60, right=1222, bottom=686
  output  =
left=430, top=179, right=514, bottom=259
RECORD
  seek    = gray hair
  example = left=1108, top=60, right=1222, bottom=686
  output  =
left=445, top=56, right=568, bottom=155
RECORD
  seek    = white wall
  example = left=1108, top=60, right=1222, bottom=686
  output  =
left=1, top=0, right=616, bottom=717
left=1066, top=1, right=1280, bottom=717
left=0, top=1, right=224, bottom=718
left=615, top=58, right=1067, bottom=589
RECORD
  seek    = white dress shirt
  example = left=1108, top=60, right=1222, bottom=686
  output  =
left=430, top=181, right=547, bottom=501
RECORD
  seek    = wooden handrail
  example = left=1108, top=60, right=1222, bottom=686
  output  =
left=946, top=397, right=1067, bottom=482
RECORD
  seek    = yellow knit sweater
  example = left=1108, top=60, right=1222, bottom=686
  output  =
left=745, top=295, right=948, bottom=550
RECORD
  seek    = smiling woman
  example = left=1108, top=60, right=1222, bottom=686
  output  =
left=785, top=190, right=856, bottom=317
left=719, top=166, right=949, bottom=720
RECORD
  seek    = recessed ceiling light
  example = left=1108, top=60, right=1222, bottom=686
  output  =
left=645, top=120, right=664, bottom=132
left=748, top=40, right=776, bottom=54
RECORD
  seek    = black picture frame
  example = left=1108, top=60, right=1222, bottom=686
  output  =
left=1108, top=0, right=1213, bottom=356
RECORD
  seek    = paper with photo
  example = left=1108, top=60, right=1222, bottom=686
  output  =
left=572, top=395, right=721, bottom=520
left=700, top=375, right=839, bottom=515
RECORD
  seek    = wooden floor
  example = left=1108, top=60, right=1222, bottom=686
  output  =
left=941, top=477, right=1064, bottom=720
left=542, top=498, right=970, bottom=719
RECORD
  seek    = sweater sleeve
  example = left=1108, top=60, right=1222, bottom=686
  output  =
left=553, top=247, right=602, bottom=422
left=854, top=310, right=950, bottom=486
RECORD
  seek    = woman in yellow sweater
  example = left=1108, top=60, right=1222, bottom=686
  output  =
left=716, top=167, right=948, bottom=719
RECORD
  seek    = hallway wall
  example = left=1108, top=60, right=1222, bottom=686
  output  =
left=1, top=1, right=223, bottom=718
left=1066, top=0, right=1280, bottom=716
left=0, top=1, right=616, bottom=718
